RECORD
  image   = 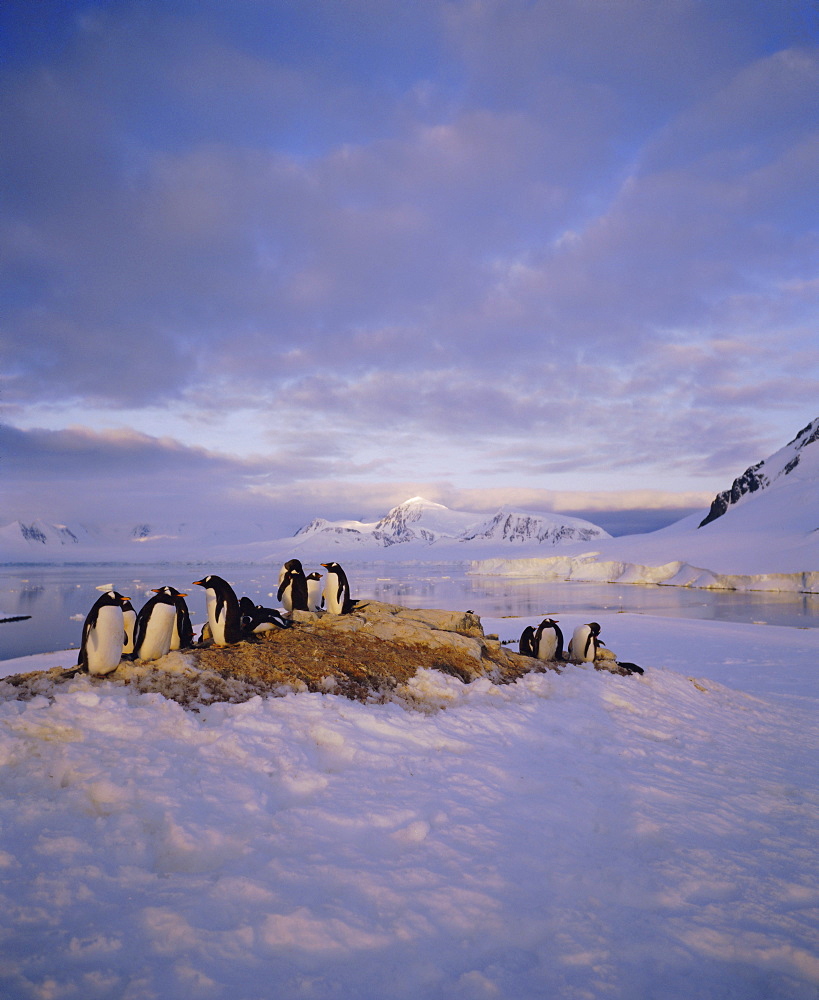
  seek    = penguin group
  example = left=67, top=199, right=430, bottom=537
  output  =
left=276, top=559, right=352, bottom=615
left=518, top=617, right=643, bottom=675
left=75, top=560, right=355, bottom=678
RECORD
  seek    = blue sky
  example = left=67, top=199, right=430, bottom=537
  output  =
left=2, top=0, right=818, bottom=535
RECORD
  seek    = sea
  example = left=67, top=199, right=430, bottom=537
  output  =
left=1, top=561, right=817, bottom=662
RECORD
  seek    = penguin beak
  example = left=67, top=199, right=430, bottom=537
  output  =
left=177, top=592, right=188, bottom=598
left=119, top=595, right=130, bottom=602
left=192, top=580, right=204, bottom=587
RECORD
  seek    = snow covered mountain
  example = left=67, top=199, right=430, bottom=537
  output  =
left=0, top=519, right=81, bottom=549
left=292, top=496, right=610, bottom=550
left=473, top=416, right=819, bottom=587
left=698, top=416, right=819, bottom=527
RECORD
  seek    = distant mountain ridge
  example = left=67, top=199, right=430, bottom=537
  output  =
left=292, top=496, right=609, bottom=549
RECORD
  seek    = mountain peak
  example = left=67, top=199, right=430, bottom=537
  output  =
left=699, top=416, right=819, bottom=528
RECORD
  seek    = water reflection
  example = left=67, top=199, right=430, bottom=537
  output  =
left=0, top=561, right=816, bottom=661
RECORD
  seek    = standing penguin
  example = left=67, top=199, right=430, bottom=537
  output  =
left=192, top=575, right=243, bottom=645
left=534, top=618, right=564, bottom=662
left=167, top=588, right=194, bottom=651
left=278, top=562, right=309, bottom=614
left=518, top=625, right=537, bottom=657
left=132, top=587, right=183, bottom=662
left=121, top=598, right=137, bottom=657
left=568, top=622, right=601, bottom=663
left=278, top=558, right=305, bottom=586
left=306, top=571, right=324, bottom=612
left=77, top=591, right=130, bottom=676
left=321, top=562, right=351, bottom=615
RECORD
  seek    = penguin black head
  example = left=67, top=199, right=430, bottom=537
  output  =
left=283, top=559, right=305, bottom=574
left=152, top=585, right=188, bottom=600
left=587, top=622, right=601, bottom=636
left=96, top=591, right=130, bottom=606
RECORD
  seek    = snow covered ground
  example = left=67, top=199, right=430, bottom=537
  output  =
left=0, top=612, right=817, bottom=1000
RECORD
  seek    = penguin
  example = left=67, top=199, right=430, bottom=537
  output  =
left=277, top=562, right=309, bottom=614
left=168, top=588, right=194, bottom=651
left=192, top=575, right=243, bottom=645
left=568, top=622, right=601, bottom=664
left=534, top=618, right=564, bottom=662
left=306, top=571, right=324, bottom=612
left=77, top=590, right=130, bottom=676
left=239, top=595, right=291, bottom=633
left=617, top=661, right=645, bottom=676
left=278, top=558, right=305, bottom=586
left=518, top=625, right=537, bottom=657
left=132, top=587, right=181, bottom=662
left=321, top=562, right=351, bottom=615
left=122, top=598, right=137, bottom=656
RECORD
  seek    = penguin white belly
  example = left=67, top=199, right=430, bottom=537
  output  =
left=169, top=617, right=182, bottom=651
left=122, top=610, right=136, bottom=656
left=86, top=606, right=124, bottom=676
left=569, top=625, right=595, bottom=663
left=282, top=584, right=295, bottom=614
left=207, top=592, right=230, bottom=645
left=137, top=604, right=176, bottom=661
left=536, top=630, right=558, bottom=661
left=307, top=578, right=322, bottom=612
left=323, top=573, right=346, bottom=614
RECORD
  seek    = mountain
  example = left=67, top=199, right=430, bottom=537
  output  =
left=291, top=496, right=610, bottom=551
left=473, top=416, right=819, bottom=587
left=698, top=417, right=819, bottom=527
left=0, top=519, right=81, bottom=548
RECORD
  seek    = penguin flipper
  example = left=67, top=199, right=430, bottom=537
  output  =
left=617, top=661, right=645, bottom=675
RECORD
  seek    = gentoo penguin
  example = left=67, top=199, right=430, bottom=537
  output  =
left=278, top=558, right=305, bottom=586
left=167, top=587, right=194, bottom=651
left=239, top=595, right=291, bottom=633
left=306, top=571, right=324, bottom=612
left=568, top=622, right=601, bottom=664
left=132, top=587, right=181, bottom=662
left=77, top=591, right=130, bottom=676
left=321, top=562, right=351, bottom=615
left=192, top=575, right=243, bottom=645
left=519, top=625, right=537, bottom=657
left=534, top=618, right=564, bottom=662
left=122, top=598, right=137, bottom=656
left=277, top=562, right=309, bottom=614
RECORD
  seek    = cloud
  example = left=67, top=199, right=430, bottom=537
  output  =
left=0, top=1, right=817, bottom=510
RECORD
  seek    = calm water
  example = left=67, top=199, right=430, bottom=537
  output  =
left=1, top=561, right=817, bottom=661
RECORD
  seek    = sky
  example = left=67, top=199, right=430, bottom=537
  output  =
left=1, top=0, right=818, bottom=537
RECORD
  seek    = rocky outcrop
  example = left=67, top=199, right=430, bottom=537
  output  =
left=0, top=600, right=551, bottom=710
left=191, top=600, right=544, bottom=703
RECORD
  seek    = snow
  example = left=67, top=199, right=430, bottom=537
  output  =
left=0, top=612, right=817, bottom=999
